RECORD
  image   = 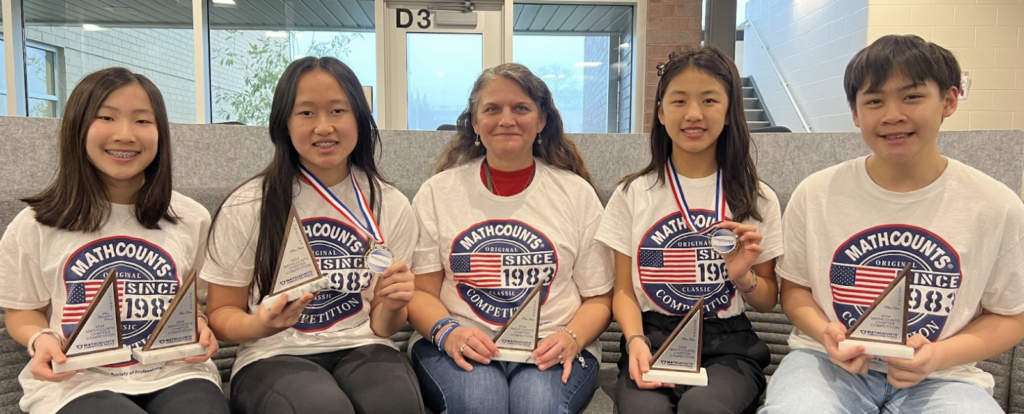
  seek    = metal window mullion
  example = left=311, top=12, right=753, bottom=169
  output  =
left=3, top=0, right=28, bottom=116
left=192, top=0, right=211, bottom=124
left=27, top=92, right=57, bottom=100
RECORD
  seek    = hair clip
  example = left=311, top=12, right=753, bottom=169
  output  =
left=656, top=62, right=667, bottom=77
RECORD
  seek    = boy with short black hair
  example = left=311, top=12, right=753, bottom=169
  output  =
left=759, top=34, right=1024, bottom=413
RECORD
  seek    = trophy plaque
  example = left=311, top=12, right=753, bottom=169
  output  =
left=261, top=206, right=330, bottom=309
left=53, top=268, right=132, bottom=373
left=642, top=297, right=708, bottom=386
left=132, top=269, right=207, bottom=364
left=838, top=263, right=914, bottom=359
left=491, top=282, right=544, bottom=363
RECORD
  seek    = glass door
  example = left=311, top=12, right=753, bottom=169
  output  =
left=379, top=1, right=506, bottom=130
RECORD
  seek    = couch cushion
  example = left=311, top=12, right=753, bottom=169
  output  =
left=1013, top=342, right=1024, bottom=414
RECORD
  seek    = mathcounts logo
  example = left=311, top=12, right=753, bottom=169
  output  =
left=449, top=220, right=557, bottom=325
left=830, top=225, right=962, bottom=341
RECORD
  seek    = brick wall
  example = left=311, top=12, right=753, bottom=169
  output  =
left=743, top=0, right=870, bottom=132
left=645, top=0, right=703, bottom=133
left=866, top=0, right=1024, bottom=132
left=24, top=26, right=259, bottom=124
left=27, top=26, right=198, bottom=123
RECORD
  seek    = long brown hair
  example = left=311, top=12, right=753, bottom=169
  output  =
left=435, top=63, right=593, bottom=185
left=622, top=45, right=763, bottom=222
left=208, top=57, right=384, bottom=299
left=23, top=67, right=177, bottom=232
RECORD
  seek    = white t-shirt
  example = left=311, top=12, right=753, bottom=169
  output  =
left=201, top=169, right=417, bottom=377
left=777, top=156, right=1024, bottom=392
left=0, top=193, right=220, bottom=414
left=411, top=159, right=614, bottom=360
left=595, top=171, right=783, bottom=318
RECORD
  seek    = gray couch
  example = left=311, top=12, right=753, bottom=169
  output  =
left=0, top=116, right=1022, bottom=413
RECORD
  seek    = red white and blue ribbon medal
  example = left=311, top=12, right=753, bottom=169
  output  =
left=299, top=165, right=394, bottom=276
left=666, top=159, right=737, bottom=255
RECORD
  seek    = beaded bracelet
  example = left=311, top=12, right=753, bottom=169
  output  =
left=738, top=269, right=759, bottom=294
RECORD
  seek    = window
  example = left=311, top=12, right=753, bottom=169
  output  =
left=209, top=1, right=376, bottom=126
left=24, top=0, right=196, bottom=122
left=26, top=42, right=60, bottom=118
left=0, top=34, right=61, bottom=117
left=513, top=4, right=633, bottom=133
left=406, top=33, right=482, bottom=131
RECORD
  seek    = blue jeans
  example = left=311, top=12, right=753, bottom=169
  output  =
left=759, top=349, right=1003, bottom=414
left=411, top=340, right=600, bottom=414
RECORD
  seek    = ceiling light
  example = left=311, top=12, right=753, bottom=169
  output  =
left=265, top=31, right=288, bottom=38
left=83, top=24, right=103, bottom=31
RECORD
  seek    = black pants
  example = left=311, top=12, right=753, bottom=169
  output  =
left=230, top=344, right=425, bottom=414
left=57, top=378, right=228, bottom=414
left=615, top=312, right=770, bottom=414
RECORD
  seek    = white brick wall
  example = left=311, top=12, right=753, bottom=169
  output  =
left=27, top=26, right=198, bottom=123
left=744, top=0, right=1022, bottom=133
left=743, top=0, right=870, bottom=132
left=23, top=26, right=264, bottom=124
left=864, top=0, right=1022, bottom=132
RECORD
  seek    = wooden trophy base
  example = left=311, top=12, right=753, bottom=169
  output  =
left=52, top=346, right=132, bottom=373
left=492, top=348, right=535, bottom=364
left=839, top=339, right=914, bottom=359
left=642, top=368, right=708, bottom=386
left=261, top=279, right=330, bottom=309
left=132, top=343, right=207, bottom=365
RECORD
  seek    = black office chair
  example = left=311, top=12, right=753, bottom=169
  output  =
left=214, top=121, right=245, bottom=126
left=750, top=125, right=792, bottom=133
left=436, top=124, right=457, bottom=131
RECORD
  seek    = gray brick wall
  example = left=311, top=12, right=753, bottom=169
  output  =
left=23, top=26, right=266, bottom=124
left=28, top=26, right=198, bottom=123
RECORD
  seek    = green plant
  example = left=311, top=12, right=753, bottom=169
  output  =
left=214, top=31, right=357, bottom=126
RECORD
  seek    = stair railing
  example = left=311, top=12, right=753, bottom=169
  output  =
left=742, top=19, right=811, bottom=132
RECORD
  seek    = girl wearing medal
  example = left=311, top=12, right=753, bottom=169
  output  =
left=0, top=68, right=225, bottom=414
left=594, top=45, right=783, bottom=414
left=201, top=57, right=424, bottom=414
left=406, top=63, right=614, bottom=414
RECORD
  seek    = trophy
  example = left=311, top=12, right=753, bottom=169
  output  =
left=838, top=263, right=914, bottom=359
left=261, top=205, right=330, bottom=309
left=491, top=282, right=544, bottom=363
left=131, top=269, right=207, bottom=364
left=53, top=268, right=132, bottom=373
left=642, top=297, right=707, bottom=386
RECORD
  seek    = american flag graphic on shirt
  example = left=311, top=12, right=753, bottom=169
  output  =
left=451, top=253, right=503, bottom=288
left=831, top=265, right=900, bottom=307
left=638, top=248, right=698, bottom=284
left=62, top=279, right=125, bottom=324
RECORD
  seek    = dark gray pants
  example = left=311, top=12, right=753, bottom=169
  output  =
left=615, top=313, right=769, bottom=414
left=56, top=378, right=228, bottom=414
left=229, top=344, right=425, bottom=414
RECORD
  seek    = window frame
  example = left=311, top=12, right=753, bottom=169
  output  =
left=25, top=39, right=61, bottom=118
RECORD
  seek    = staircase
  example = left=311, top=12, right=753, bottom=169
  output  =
left=742, top=76, right=774, bottom=131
